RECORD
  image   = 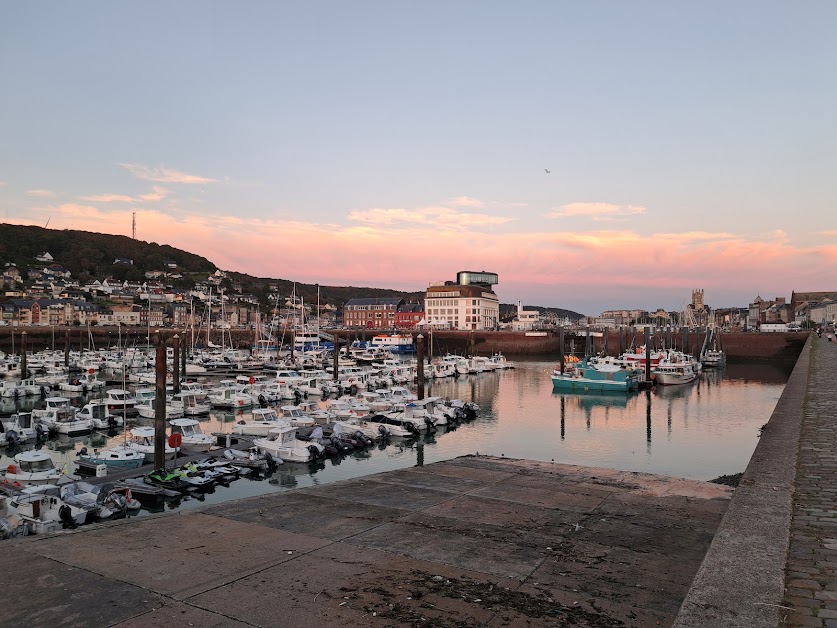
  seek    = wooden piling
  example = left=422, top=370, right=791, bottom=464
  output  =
left=644, top=326, right=652, bottom=383
left=416, top=334, right=425, bottom=400
left=332, top=337, right=339, bottom=382
left=64, top=330, right=70, bottom=367
left=172, top=335, right=180, bottom=394
left=154, top=333, right=167, bottom=471
left=559, top=326, right=565, bottom=373
left=20, top=331, right=27, bottom=378
left=181, top=337, right=187, bottom=382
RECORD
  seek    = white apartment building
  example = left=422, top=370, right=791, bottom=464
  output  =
left=424, top=282, right=499, bottom=331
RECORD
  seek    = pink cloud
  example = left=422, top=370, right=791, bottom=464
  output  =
left=119, top=163, right=216, bottom=184
left=7, top=206, right=836, bottom=311
left=447, top=196, right=485, bottom=208
left=348, top=205, right=514, bottom=230
left=26, top=189, right=57, bottom=197
left=546, top=202, right=646, bottom=220
left=80, top=193, right=137, bottom=203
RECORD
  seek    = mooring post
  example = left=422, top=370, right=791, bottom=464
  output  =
left=172, top=335, right=180, bottom=394
left=64, top=330, right=70, bottom=367
left=558, top=326, right=565, bottom=373
left=644, top=326, right=652, bottom=383
left=618, top=327, right=624, bottom=355
left=181, top=335, right=187, bottom=381
left=666, top=326, right=672, bottom=350
left=416, top=334, right=425, bottom=400
left=20, top=331, right=27, bottom=379
left=154, top=332, right=167, bottom=471
left=332, top=336, right=339, bottom=382
left=682, top=327, right=688, bottom=355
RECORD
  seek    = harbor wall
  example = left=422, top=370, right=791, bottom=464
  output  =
left=0, top=326, right=808, bottom=363
left=673, top=333, right=812, bottom=627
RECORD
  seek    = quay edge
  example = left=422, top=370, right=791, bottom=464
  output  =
left=673, top=333, right=812, bottom=627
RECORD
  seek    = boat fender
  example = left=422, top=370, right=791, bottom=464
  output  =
left=6, top=431, right=18, bottom=447
left=405, top=422, right=417, bottom=434
left=265, top=452, right=277, bottom=468
left=78, top=447, right=88, bottom=456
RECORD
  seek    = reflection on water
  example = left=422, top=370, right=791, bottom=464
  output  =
left=0, top=359, right=789, bottom=512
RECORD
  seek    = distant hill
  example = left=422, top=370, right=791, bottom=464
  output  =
left=0, top=224, right=585, bottom=317
left=0, top=223, right=216, bottom=282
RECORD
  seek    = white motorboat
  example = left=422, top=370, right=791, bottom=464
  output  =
left=5, top=484, right=93, bottom=534
left=34, top=397, right=93, bottom=436
left=105, top=388, right=136, bottom=414
left=3, top=451, right=63, bottom=486
left=77, top=400, right=122, bottom=429
left=171, top=391, right=210, bottom=416
left=232, top=408, right=285, bottom=436
left=169, top=418, right=214, bottom=452
left=279, top=405, right=316, bottom=428
left=332, top=416, right=388, bottom=441
left=135, top=395, right=184, bottom=420
left=366, top=412, right=421, bottom=437
left=1, top=412, right=39, bottom=445
left=78, top=444, right=145, bottom=469
left=127, top=426, right=178, bottom=462
left=254, top=424, right=325, bottom=462
left=207, top=386, right=254, bottom=409
left=652, top=363, right=698, bottom=386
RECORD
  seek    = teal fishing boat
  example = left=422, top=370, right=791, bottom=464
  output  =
left=551, top=359, right=641, bottom=393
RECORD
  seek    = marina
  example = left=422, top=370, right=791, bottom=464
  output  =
left=0, top=352, right=789, bottom=523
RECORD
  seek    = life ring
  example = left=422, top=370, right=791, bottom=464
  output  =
left=7, top=464, right=16, bottom=474
left=168, top=433, right=183, bottom=448
left=71, top=378, right=79, bottom=386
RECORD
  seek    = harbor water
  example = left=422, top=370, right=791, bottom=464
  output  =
left=0, top=358, right=790, bottom=514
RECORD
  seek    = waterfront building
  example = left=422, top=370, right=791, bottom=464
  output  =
left=342, top=297, right=404, bottom=329
left=809, top=299, right=837, bottom=326
left=395, top=303, right=424, bottom=329
left=511, top=300, right=541, bottom=331
left=424, top=271, right=499, bottom=331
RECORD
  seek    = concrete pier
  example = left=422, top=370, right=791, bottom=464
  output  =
left=1, top=458, right=730, bottom=627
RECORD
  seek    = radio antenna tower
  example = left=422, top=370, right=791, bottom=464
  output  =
left=132, top=212, right=136, bottom=239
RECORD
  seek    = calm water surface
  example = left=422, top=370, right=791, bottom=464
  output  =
left=1, top=358, right=790, bottom=513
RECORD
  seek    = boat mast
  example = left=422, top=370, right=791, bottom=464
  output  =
left=206, top=287, right=212, bottom=349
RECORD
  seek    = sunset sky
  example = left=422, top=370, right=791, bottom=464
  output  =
left=1, top=2, right=835, bottom=315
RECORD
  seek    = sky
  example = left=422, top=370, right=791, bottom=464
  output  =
left=1, top=2, right=835, bottom=316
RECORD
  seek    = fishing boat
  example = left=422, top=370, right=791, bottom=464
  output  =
left=652, top=362, right=698, bottom=385
left=701, top=349, right=726, bottom=368
left=551, top=359, right=641, bottom=393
